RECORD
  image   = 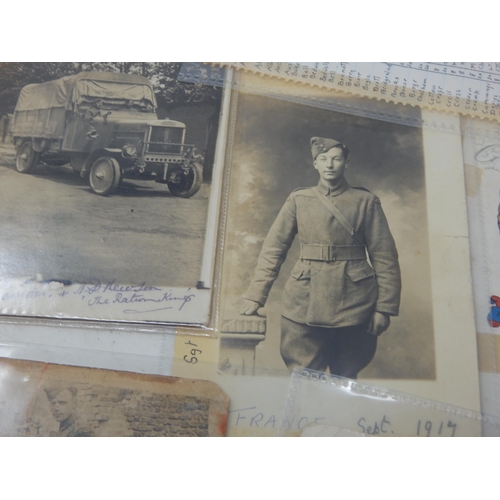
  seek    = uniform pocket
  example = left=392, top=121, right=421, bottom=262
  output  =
left=291, top=261, right=323, bottom=280
left=345, top=262, right=376, bottom=282
left=340, top=261, right=378, bottom=325
left=291, top=264, right=310, bottom=281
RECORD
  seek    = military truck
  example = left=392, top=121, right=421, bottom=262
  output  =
left=10, top=71, right=203, bottom=197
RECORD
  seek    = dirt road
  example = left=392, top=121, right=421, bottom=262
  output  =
left=0, top=143, right=210, bottom=287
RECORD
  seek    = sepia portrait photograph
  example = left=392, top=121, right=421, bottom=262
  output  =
left=0, top=63, right=229, bottom=326
left=218, top=73, right=480, bottom=408
left=0, top=358, right=229, bottom=437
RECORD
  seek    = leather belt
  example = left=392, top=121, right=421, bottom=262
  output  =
left=300, top=244, right=366, bottom=262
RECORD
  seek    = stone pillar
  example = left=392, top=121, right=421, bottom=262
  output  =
left=219, top=315, right=266, bottom=375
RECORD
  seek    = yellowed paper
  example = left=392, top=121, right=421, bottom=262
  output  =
left=218, top=62, right=500, bottom=122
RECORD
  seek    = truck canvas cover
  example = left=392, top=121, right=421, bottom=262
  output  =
left=11, top=71, right=156, bottom=140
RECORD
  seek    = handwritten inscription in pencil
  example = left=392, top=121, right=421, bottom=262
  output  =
left=0, top=279, right=196, bottom=315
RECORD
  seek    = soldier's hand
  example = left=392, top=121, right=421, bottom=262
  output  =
left=240, top=299, right=261, bottom=316
left=368, top=311, right=390, bottom=336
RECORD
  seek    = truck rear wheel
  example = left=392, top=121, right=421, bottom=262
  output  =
left=89, top=156, right=121, bottom=196
left=16, top=140, right=40, bottom=173
left=166, top=161, right=203, bottom=198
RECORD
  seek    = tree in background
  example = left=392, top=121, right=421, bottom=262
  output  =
left=0, top=62, right=77, bottom=114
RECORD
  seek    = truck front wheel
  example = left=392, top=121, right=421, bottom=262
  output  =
left=166, top=161, right=203, bottom=198
left=16, top=140, right=40, bottom=173
left=89, top=156, right=121, bottom=196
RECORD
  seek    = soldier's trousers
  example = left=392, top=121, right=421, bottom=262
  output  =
left=280, top=316, right=377, bottom=379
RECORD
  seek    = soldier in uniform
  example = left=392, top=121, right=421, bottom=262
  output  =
left=240, top=137, right=401, bottom=378
left=44, top=386, right=91, bottom=437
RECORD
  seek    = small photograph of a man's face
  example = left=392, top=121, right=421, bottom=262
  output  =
left=46, top=388, right=76, bottom=423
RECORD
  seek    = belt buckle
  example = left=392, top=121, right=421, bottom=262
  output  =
left=325, top=245, right=335, bottom=262
left=321, top=245, right=327, bottom=261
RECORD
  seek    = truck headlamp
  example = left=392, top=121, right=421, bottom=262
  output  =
left=122, top=144, right=137, bottom=157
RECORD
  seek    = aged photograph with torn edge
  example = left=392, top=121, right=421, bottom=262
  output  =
left=0, top=358, right=229, bottom=436
left=217, top=73, right=480, bottom=411
left=0, top=63, right=230, bottom=326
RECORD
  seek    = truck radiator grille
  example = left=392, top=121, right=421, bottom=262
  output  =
left=148, top=127, right=183, bottom=154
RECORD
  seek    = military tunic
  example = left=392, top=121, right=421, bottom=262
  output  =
left=50, top=415, right=91, bottom=437
left=244, top=178, right=401, bottom=328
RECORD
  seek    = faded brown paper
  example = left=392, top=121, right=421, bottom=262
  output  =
left=0, top=358, right=229, bottom=437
